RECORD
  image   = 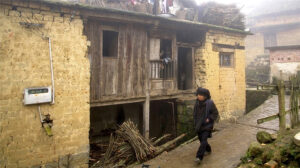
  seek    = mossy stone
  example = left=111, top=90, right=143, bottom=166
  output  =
left=248, top=142, right=263, bottom=157
left=256, top=131, right=273, bottom=144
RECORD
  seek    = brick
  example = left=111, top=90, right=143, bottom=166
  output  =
left=28, top=1, right=41, bottom=10
left=54, top=16, right=63, bottom=23
left=12, top=0, right=29, bottom=8
left=21, top=11, right=33, bottom=18
left=8, top=10, right=20, bottom=17
left=43, top=15, right=53, bottom=22
left=33, top=13, right=43, bottom=21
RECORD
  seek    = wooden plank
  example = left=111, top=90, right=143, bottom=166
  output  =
left=149, top=38, right=160, bottom=60
left=122, top=27, right=128, bottom=98
left=256, top=107, right=300, bottom=124
left=136, top=29, right=143, bottom=96
left=126, top=26, right=132, bottom=96
left=99, top=23, right=104, bottom=98
left=140, top=31, right=147, bottom=95
left=132, top=29, right=139, bottom=96
left=88, top=21, right=102, bottom=101
left=103, top=58, right=118, bottom=95
left=91, top=98, right=146, bottom=107
left=117, top=27, right=124, bottom=96
left=257, top=114, right=279, bottom=124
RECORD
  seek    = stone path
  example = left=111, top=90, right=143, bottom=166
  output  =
left=132, top=95, right=283, bottom=168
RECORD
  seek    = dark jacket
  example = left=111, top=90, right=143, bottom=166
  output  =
left=193, top=99, right=219, bottom=133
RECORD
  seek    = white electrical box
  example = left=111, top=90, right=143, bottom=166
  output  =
left=24, top=86, right=52, bottom=105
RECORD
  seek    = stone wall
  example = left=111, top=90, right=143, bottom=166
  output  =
left=195, top=30, right=246, bottom=119
left=176, top=100, right=196, bottom=143
left=246, top=90, right=272, bottom=113
left=0, top=3, right=90, bottom=168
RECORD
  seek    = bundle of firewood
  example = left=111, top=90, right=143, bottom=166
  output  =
left=197, top=2, right=245, bottom=30
left=91, top=120, right=185, bottom=168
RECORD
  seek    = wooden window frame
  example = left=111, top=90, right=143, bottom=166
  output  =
left=219, top=52, right=234, bottom=68
left=102, top=28, right=119, bottom=58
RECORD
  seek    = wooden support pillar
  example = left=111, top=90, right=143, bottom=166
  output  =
left=143, top=33, right=150, bottom=139
left=278, top=79, right=286, bottom=130
left=143, top=94, right=150, bottom=139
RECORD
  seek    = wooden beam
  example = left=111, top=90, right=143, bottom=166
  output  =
left=257, top=109, right=296, bottom=124
left=257, top=114, right=279, bottom=124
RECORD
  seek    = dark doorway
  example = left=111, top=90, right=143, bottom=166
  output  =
left=90, top=103, right=143, bottom=143
left=89, top=103, right=143, bottom=165
left=149, top=99, right=177, bottom=139
left=178, top=47, right=193, bottom=90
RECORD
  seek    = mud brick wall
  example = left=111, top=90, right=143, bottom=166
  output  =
left=195, top=30, right=246, bottom=120
left=0, top=2, right=90, bottom=168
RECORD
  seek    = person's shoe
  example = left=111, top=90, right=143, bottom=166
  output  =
left=194, top=158, right=202, bottom=164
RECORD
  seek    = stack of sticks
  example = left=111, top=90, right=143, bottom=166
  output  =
left=91, top=120, right=185, bottom=168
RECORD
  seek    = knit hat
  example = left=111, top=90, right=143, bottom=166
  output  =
left=195, top=87, right=211, bottom=99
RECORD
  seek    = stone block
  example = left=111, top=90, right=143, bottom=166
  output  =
left=43, top=15, right=53, bottom=22
left=44, top=161, right=58, bottom=168
left=54, top=16, right=64, bottom=23
left=21, top=11, right=33, bottom=18
left=69, top=152, right=89, bottom=167
left=58, top=155, right=69, bottom=168
left=33, top=13, right=43, bottom=21
left=8, top=10, right=21, bottom=17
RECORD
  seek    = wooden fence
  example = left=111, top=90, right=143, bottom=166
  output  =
left=257, top=74, right=300, bottom=130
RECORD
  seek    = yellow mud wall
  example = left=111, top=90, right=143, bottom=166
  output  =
left=0, top=3, right=90, bottom=168
left=195, top=30, right=246, bottom=119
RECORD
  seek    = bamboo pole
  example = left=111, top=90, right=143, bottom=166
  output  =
left=278, top=79, right=286, bottom=130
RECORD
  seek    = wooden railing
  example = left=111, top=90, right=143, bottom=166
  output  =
left=150, top=60, right=174, bottom=79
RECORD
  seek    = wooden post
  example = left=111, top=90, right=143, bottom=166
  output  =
left=143, top=94, right=150, bottom=139
left=153, top=0, right=160, bottom=15
left=143, top=33, right=151, bottom=139
left=289, top=75, right=299, bottom=128
left=278, top=79, right=286, bottom=130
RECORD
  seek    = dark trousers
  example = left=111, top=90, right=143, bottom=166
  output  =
left=196, top=131, right=211, bottom=159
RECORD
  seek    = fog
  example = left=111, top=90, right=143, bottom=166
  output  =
left=195, top=0, right=300, bottom=16
left=195, top=0, right=263, bottom=14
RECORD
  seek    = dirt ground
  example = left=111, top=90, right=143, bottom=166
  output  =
left=131, top=96, right=282, bottom=168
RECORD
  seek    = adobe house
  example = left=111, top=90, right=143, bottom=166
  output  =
left=267, top=45, right=300, bottom=81
left=0, top=0, right=247, bottom=167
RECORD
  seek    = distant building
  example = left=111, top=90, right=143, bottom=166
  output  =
left=245, top=0, right=300, bottom=84
left=267, top=45, right=300, bottom=81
